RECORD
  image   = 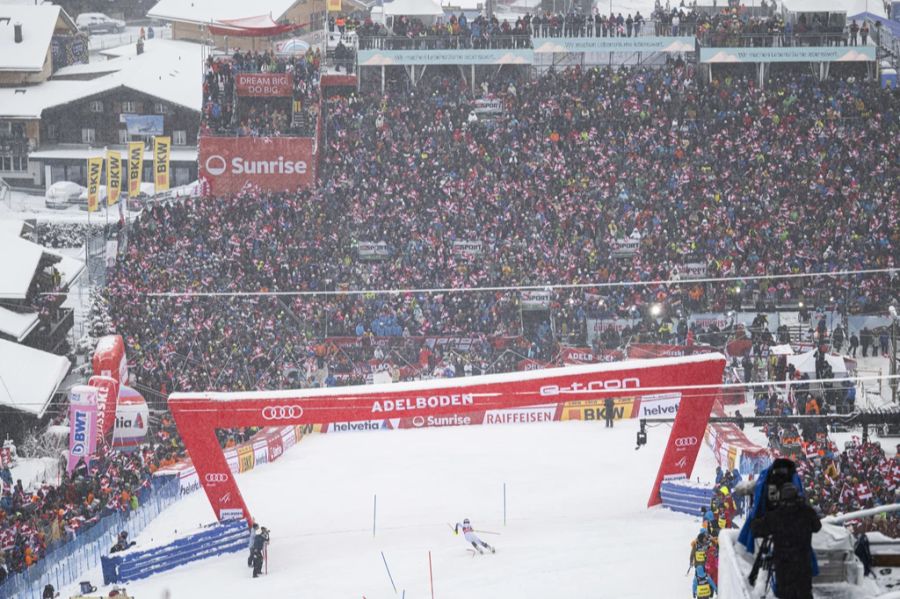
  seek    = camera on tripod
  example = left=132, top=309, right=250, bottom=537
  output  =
left=763, top=458, right=798, bottom=511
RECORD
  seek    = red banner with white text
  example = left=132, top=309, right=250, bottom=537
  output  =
left=235, top=72, right=293, bottom=97
left=169, top=355, right=725, bottom=522
left=199, top=135, right=317, bottom=195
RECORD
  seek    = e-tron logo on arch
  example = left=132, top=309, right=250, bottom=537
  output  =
left=204, top=155, right=227, bottom=176
left=205, top=473, right=229, bottom=483
left=674, top=436, right=698, bottom=448
left=261, top=405, right=304, bottom=420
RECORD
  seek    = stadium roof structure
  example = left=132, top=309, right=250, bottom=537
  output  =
left=148, top=0, right=301, bottom=25
left=0, top=39, right=203, bottom=119
left=0, top=3, right=77, bottom=72
left=0, top=338, right=70, bottom=417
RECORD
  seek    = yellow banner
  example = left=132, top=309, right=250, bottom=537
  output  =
left=86, top=157, right=103, bottom=212
left=127, top=141, right=144, bottom=197
left=237, top=446, right=255, bottom=473
left=106, top=150, right=122, bottom=206
left=559, top=398, right=636, bottom=422
left=153, top=136, right=171, bottom=193
left=327, top=0, right=341, bottom=11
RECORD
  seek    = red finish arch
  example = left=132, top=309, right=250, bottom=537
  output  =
left=168, top=354, right=726, bottom=522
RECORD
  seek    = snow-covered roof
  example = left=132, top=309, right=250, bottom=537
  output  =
left=382, top=0, right=445, bottom=17
left=0, top=338, right=70, bottom=417
left=148, top=0, right=301, bottom=25
left=0, top=306, right=39, bottom=342
left=0, top=234, right=44, bottom=300
left=46, top=247, right=84, bottom=289
left=0, top=39, right=203, bottom=119
left=29, top=145, right=198, bottom=162
left=0, top=231, right=84, bottom=300
left=97, top=38, right=203, bottom=59
left=0, top=219, right=25, bottom=238
left=0, top=4, right=73, bottom=72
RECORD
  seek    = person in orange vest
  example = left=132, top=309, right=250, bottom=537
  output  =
left=805, top=396, right=820, bottom=415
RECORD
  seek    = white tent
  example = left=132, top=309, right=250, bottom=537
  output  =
left=382, top=0, right=445, bottom=18
left=787, top=349, right=847, bottom=377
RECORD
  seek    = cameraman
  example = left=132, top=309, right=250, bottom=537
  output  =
left=750, top=482, right=821, bottom=599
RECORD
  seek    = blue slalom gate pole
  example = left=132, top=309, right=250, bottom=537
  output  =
left=381, top=551, right=398, bottom=594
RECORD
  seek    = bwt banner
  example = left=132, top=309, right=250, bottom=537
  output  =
left=67, top=385, right=99, bottom=474
left=199, top=136, right=317, bottom=195
left=235, top=72, right=293, bottom=97
left=168, top=354, right=726, bottom=522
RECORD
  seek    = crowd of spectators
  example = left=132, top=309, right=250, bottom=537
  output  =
left=0, top=446, right=154, bottom=578
left=113, top=62, right=900, bottom=397
left=202, top=49, right=321, bottom=137
left=650, top=3, right=867, bottom=48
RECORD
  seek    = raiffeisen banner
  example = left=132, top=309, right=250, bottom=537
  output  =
left=169, top=355, right=726, bottom=523
left=199, top=136, right=317, bottom=194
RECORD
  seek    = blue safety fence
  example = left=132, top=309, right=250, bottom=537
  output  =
left=0, top=476, right=180, bottom=599
left=660, top=479, right=714, bottom=516
left=101, top=518, right=249, bottom=585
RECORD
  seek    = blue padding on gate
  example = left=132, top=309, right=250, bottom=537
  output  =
left=660, top=481, right=713, bottom=516
left=101, top=519, right=249, bottom=585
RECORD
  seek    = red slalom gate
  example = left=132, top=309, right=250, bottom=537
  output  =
left=168, top=354, right=726, bottom=522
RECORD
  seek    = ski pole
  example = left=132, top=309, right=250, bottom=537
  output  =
left=475, top=530, right=501, bottom=535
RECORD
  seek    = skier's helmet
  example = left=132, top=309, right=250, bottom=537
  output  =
left=463, top=518, right=470, bottom=525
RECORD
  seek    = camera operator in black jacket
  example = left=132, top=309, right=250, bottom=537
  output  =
left=750, top=482, right=822, bottom=599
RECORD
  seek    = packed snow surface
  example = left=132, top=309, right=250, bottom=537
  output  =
left=89, top=418, right=717, bottom=599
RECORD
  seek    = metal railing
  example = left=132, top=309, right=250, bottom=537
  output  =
left=0, top=477, right=180, bottom=599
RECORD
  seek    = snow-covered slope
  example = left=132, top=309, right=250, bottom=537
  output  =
left=68, top=418, right=718, bottom=599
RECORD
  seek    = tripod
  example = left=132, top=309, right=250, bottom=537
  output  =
left=748, top=536, right=775, bottom=597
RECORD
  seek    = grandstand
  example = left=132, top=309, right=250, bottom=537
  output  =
left=2, top=0, right=899, bottom=597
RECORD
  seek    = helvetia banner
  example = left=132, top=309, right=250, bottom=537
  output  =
left=86, top=156, right=103, bottom=212
left=106, top=150, right=122, bottom=206
left=153, top=136, right=171, bottom=193
left=67, top=385, right=99, bottom=473
left=199, top=135, right=317, bottom=195
left=127, top=142, right=144, bottom=197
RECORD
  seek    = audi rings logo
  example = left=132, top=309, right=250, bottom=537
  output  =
left=674, top=436, right=699, bottom=448
left=412, top=416, right=425, bottom=428
left=205, top=473, right=229, bottom=483
left=262, top=405, right=304, bottom=420
left=205, top=155, right=227, bottom=176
